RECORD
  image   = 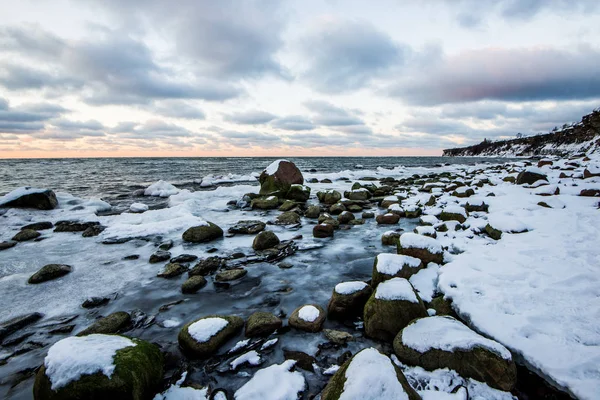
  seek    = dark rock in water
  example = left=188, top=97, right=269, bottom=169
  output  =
left=159, top=239, right=174, bottom=250
left=102, top=237, right=133, bottom=245
left=178, top=315, right=244, bottom=358
left=189, top=256, right=226, bottom=276
left=228, top=220, right=266, bottom=234
left=251, top=196, right=279, bottom=210
left=181, top=275, right=207, bottom=294
left=171, top=254, right=198, bottom=263
left=259, top=160, right=304, bottom=196
left=182, top=222, right=223, bottom=243
left=131, top=309, right=156, bottom=329
left=157, top=263, right=188, bottom=278
left=0, top=312, right=43, bottom=343
left=81, top=297, right=110, bottom=309
left=288, top=304, right=326, bottom=332
left=305, top=205, right=321, bottom=219
left=337, top=211, right=355, bottom=224
left=21, top=221, right=53, bottom=231
left=158, top=300, right=184, bottom=313
left=308, top=178, right=319, bottom=183
left=324, top=329, right=354, bottom=345
left=313, top=224, right=334, bottom=238
left=327, top=282, right=373, bottom=321
left=77, top=311, right=131, bottom=336
left=252, top=230, right=280, bottom=250
left=28, top=264, right=72, bottom=284
left=0, top=241, right=17, bottom=251
left=1, top=189, right=58, bottom=210
left=215, top=268, right=247, bottom=282
left=245, top=312, right=282, bottom=337
left=275, top=211, right=301, bottom=225
left=516, top=170, right=548, bottom=185
left=260, top=294, right=281, bottom=307
left=206, top=247, right=218, bottom=253
left=362, top=211, right=375, bottom=219
left=48, top=324, right=75, bottom=335
left=317, top=190, right=342, bottom=205
left=286, top=184, right=311, bottom=202
left=123, top=254, right=139, bottom=260
left=149, top=250, right=171, bottom=264
left=12, top=229, right=40, bottom=242
left=54, top=220, right=100, bottom=233
left=231, top=252, right=245, bottom=259
left=278, top=262, right=293, bottom=269
left=283, top=349, right=316, bottom=372
left=81, top=224, right=105, bottom=237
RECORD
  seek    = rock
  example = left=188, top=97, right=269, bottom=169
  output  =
left=0, top=188, right=58, bottom=210
left=503, top=176, right=516, bottom=183
left=327, top=281, right=372, bottom=321
left=516, top=169, right=548, bottom=185
left=259, top=160, right=304, bottom=196
left=283, top=350, right=316, bottom=372
left=376, top=213, right=400, bottom=225
left=81, top=297, right=110, bottom=309
left=157, top=263, right=188, bottom=278
left=465, top=201, right=489, bottom=213
left=372, top=254, right=424, bottom=286
left=380, top=196, right=399, bottom=208
left=321, top=347, right=420, bottom=400
left=393, top=316, right=517, bottom=391
left=54, top=221, right=100, bottom=233
left=251, top=196, right=279, bottom=210
left=452, top=188, right=475, bottom=198
left=33, top=334, right=163, bottom=400
left=278, top=200, right=297, bottom=212
left=439, top=207, right=468, bottom=224
left=228, top=220, right=266, bottom=234
left=321, top=178, right=332, bottom=183
left=278, top=262, right=293, bottom=269
left=428, top=296, right=457, bottom=318
left=215, top=268, right=247, bottom=282
left=77, top=312, right=131, bottom=336
left=362, top=211, right=375, bottom=219
left=252, top=231, right=280, bottom=250
left=364, top=278, right=428, bottom=342
left=397, top=233, right=444, bottom=264
left=313, top=224, right=334, bottom=238
left=337, top=211, right=355, bottom=224
left=538, top=159, right=553, bottom=167
left=181, top=276, right=207, bottom=294
left=149, top=250, right=171, bottom=264
left=348, top=219, right=365, bottom=226
left=347, top=204, right=363, bottom=212
left=21, top=221, right=53, bottom=230
left=317, top=190, right=342, bottom=205
left=81, top=225, right=105, bottom=237
left=178, top=315, right=244, bottom=358
left=0, top=312, right=44, bottom=343
left=323, top=329, right=354, bottom=345
left=288, top=304, right=326, bottom=332
left=287, top=184, right=311, bottom=202
left=0, top=241, right=17, bottom=251
left=245, top=312, right=282, bottom=337
left=382, top=231, right=402, bottom=246
left=276, top=211, right=301, bottom=225
left=484, top=224, right=503, bottom=240
left=329, top=202, right=346, bottom=215
left=189, top=257, right=226, bottom=276
left=170, top=254, right=198, bottom=263
left=305, top=205, right=321, bottom=219
left=12, top=229, right=40, bottom=242
left=28, top=264, right=72, bottom=284
left=158, top=240, right=173, bottom=251
left=580, top=189, right=600, bottom=197
left=182, top=222, right=224, bottom=243
left=344, top=189, right=371, bottom=201
left=404, top=206, right=422, bottom=218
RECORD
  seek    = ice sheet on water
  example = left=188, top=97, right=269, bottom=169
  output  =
left=144, top=180, right=180, bottom=197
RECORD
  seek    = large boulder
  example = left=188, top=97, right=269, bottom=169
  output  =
left=276, top=211, right=301, bottom=225
left=364, top=278, right=428, bottom=342
left=372, top=254, right=424, bottom=286
left=393, top=316, right=517, bottom=391
left=287, top=184, right=311, bottom=202
left=321, top=347, right=420, bottom=400
left=29, top=264, right=72, bottom=284
left=178, top=315, right=244, bottom=358
left=245, top=312, right=282, bottom=337
left=0, top=187, right=58, bottom=210
left=305, top=205, right=321, bottom=219
left=288, top=304, right=326, bottom=333
left=376, top=213, right=400, bottom=225
left=77, top=312, right=131, bottom=336
left=344, top=188, right=371, bottom=201
left=313, top=223, right=334, bottom=238
left=397, top=233, right=443, bottom=265
left=317, top=190, right=342, bottom=205
left=327, top=281, right=372, bottom=321
left=259, top=160, right=304, bottom=196
left=516, top=168, right=548, bottom=185
left=252, top=230, right=280, bottom=250
left=33, top=334, right=163, bottom=400
left=182, top=222, right=223, bottom=243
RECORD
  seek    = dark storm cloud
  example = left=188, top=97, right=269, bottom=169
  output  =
left=300, top=20, right=406, bottom=93
left=271, top=116, right=316, bottom=131
left=389, top=47, right=600, bottom=105
left=223, top=110, right=278, bottom=125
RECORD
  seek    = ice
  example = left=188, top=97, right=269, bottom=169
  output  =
left=0, top=187, right=49, bottom=206
left=323, top=365, right=340, bottom=375
left=409, top=263, right=440, bottom=302
left=335, top=281, right=368, bottom=295
left=187, top=318, right=229, bottom=343
left=260, top=338, right=278, bottom=351
left=375, top=254, right=422, bottom=275
left=298, top=305, right=320, bottom=322
left=265, top=159, right=289, bottom=175
left=144, top=180, right=180, bottom=197
left=44, top=334, right=136, bottom=390
left=129, top=202, right=149, bottom=213
left=162, top=319, right=181, bottom=328
left=400, top=233, right=443, bottom=254
left=375, top=278, right=419, bottom=302
left=231, top=351, right=261, bottom=370
left=83, top=198, right=112, bottom=212
left=234, top=360, right=305, bottom=400
left=154, top=371, right=209, bottom=400
left=339, top=348, right=410, bottom=400
left=230, top=339, right=251, bottom=353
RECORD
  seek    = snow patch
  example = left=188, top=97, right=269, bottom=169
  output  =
left=188, top=318, right=229, bottom=343
left=375, top=278, right=419, bottom=303
left=335, top=281, right=368, bottom=295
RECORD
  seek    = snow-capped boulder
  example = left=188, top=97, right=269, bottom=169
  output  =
left=380, top=195, right=399, bottom=208
left=182, top=222, right=223, bottom=243
left=321, top=347, right=420, bottom=400
left=381, top=231, right=402, bottom=246
left=0, top=187, right=58, bottom=210
left=372, top=254, right=424, bottom=286
left=178, top=315, right=244, bottom=358
left=286, top=184, right=311, bottom=202
left=439, top=205, right=468, bottom=224
left=259, top=160, right=304, bottom=196
left=364, top=278, right=428, bottom=342
left=393, top=316, right=517, bottom=391
left=33, top=334, right=163, bottom=399
left=397, top=233, right=444, bottom=265
left=245, top=312, right=282, bottom=337
left=317, top=190, right=342, bottom=205
left=344, top=188, right=372, bottom=201
left=288, top=305, right=326, bottom=332
left=327, top=281, right=373, bottom=321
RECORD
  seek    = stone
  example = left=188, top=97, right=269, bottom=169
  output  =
left=81, top=297, right=110, bottom=309
left=313, top=224, right=334, bottom=238
left=371, top=254, right=424, bottom=286
left=21, top=221, right=53, bottom=230
left=323, top=329, right=354, bottom=345
left=362, top=211, right=375, bottom=219
left=82, top=225, right=105, bottom=237
left=189, top=257, right=226, bottom=276
left=149, top=250, right=171, bottom=264
left=0, top=312, right=44, bottom=343
left=0, top=241, right=17, bottom=251
left=317, top=190, right=342, bottom=205
left=170, top=254, right=198, bottom=263
left=215, top=268, right=247, bottom=282
left=516, top=170, right=548, bottom=185
left=158, top=240, right=174, bottom=250
left=397, top=233, right=444, bottom=265
left=157, top=263, right=188, bottom=278
left=178, top=315, right=244, bottom=358
left=77, top=312, right=131, bottom=336
left=288, top=304, right=326, bottom=332
left=1, top=189, right=58, bottom=210
left=283, top=350, right=316, bottom=372
left=439, top=210, right=468, bottom=224
left=376, top=213, right=400, bottom=225
left=286, top=184, right=311, bottom=202
left=181, top=276, right=207, bottom=294
left=305, top=205, right=321, bottom=219
left=28, top=264, right=72, bottom=284
left=382, top=231, right=402, bottom=246
left=337, top=211, right=355, bottom=224
left=182, top=222, right=223, bottom=243
left=327, top=282, right=372, bottom=321
left=12, top=229, right=41, bottom=242
left=344, top=189, right=371, bottom=201
left=485, top=224, right=503, bottom=240
left=276, top=211, right=301, bottom=225
left=329, top=202, right=346, bottom=215
left=245, top=312, right=282, bottom=337
left=250, top=196, right=279, bottom=210
left=54, top=221, right=100, bottom=233
left=259, top=160, right=304, bottom=196
left=252, top=231, right=280, bottom=250
left=278, top=200, right=297, bottom=212
left=228, top=220, right=266, bottom=234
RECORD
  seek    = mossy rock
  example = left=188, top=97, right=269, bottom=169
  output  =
left=245, top=312, right=282, bottom=337
left=276, top=211, right=301, bottom=225
left=77, top=312, right=131, bottom=336
left=452, top=188, right=475, bottom=198
left=252, top=231, right=280, bottom=250
left=427, top=295, right=457, bottom=318
left=337, top=211, right=355, bottom=224
left=327, top=283, right=372, bottom=321
left=343, top=189, right=371, bottom=201
left=321, top=348, right=420, bottom=400
left=215, top=268, right=247, bottom=282
left=404, top=207, right=422, bottom=218
left=371, top=255, right=424, bottom=287
left=228, top=220, right=266, bottom=234
left=157, top=263, right=187, bottom=278
left=305, top=205, right=321, bottom=219
left=317, top=190, right=342, bottom=205
left=439, top=211, right=467, bottom=224
left=181, top=276, right=207, bottom=294
left=33, top=335, right=163, bottom=400
left=465, top=202, right=489, bottom=212
left=397, top=238, right=443, bottom=265
left=329, top=202, right=346, bottom=215
left=485, top=224, right=502, bottom=240
left=381, top=231, right=402, bottom=246
left=178, top=315, right=244, bottom=359
left=182, top=222, right=223, bottom=243
left=188, top=257, right=225, bottom=276
left=313, top=224, right=334, bottom=238
left=278, top=200, right=297, bottom=212
left=288, top=304, right=326, bottom=333
left=250, top=196, right=279, bottom=210
left=287, top=184, right=311, bottom=202
left=12, top=229, right=41, bottom=242
left=29, top=264, right=72, bottom=284
left=503, top=176, right=516, bottom=183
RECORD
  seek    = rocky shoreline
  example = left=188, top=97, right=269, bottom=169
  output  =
left=1, top=156, right=599, bottom=399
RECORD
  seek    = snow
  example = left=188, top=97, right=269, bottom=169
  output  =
left=83, top=198, right=112, bottom=212
left=388, top=204, right=404, bottom=212
left=401, top=316, right=512, bottom=360
left=298, top=305, right=320, bottom=322
left=375, top=278, right=419, bottom=303
left=230, top=339, right=251, bottom=353
left=415, top=226, right=436, bottom=236
left=265, top=159, right=289, bottom=175
left=187, top=317, right=229, bottom=343
left=420, top=215, right=439, bottom=225
left=486, top=214, right=530, bottom=233
left=524, top=166, right=546, bottom=176
left=234, top=360, right=305, bottom=400
left=335, top=281, right=368, bottom=295
left=443, top=205, right=467, bottom=217
left=44, top=334, right=136, bottom=390
left=0, top=187, right=48, bottom=207
left=260, top=338, right=278, bottom=351
left=129, top=202, right=149, bottom=213
left=339, top=348, right=410, bottom=400
left=400, top=233, right=443, bottom=254
left=231, top=350, right=261, bottom=370
left=409, top=263, right=440, bottom=302
left=162, top=319, right=181, bottom=328
left=144, top=180, right=180, bottom=197
left=153, top=372, right=209, bottom=400
left=376, top=254, right=422, bottom=275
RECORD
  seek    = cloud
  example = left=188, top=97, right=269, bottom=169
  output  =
left=304, top=100, right=372, bottom=134
left=111, top=120, right=196, bottom=139
left=299, top=20, right=406, bottom=93
left=0, top=98, right=68, bottom=134
left=389, top=46, right=600, bottom=105
left=218, top=130, right=282, bottom=147
left=271, top=115, right=316, bottom=131
left=146, top=101, right=206, bottom=120
left=223, top=110, right=277, bottom=125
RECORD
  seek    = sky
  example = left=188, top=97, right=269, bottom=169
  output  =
left=0, top=0, right=599, bottom=158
